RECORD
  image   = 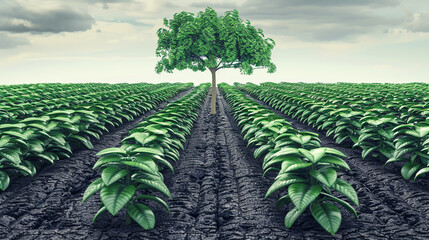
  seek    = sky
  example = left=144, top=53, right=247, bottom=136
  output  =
left=0, top=0, right=428, bottom=85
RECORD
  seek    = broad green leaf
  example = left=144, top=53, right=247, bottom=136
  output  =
left=288, top=183, right=322, bottom=210
left=0, top=170, right=10, bottom=191
left=254, top=144, right=273, bottom=159
left=310, top=148, right=328, bottom=162
left=331, top=179, right=359, bottom=206
left=126, top=203, right=155, bottom=230
left=310, top=202, right=342, bottom=235
left=93, top=154, right=123, bottom=169
left=320, top=192, right=358, bottom=218
left=414, top=167, right=429, bottom=180
left=362, top=146, right=378, bottom=160
left=132, top=147, right=163, bottom=156
left=401, top=162, right=421, bottom=180
left=82, top=178, right=105, bottom=202
left=284, top=206, right=306, bottom=228
left=102, top=166, right=130, bottom=186
left=325, top=148, right=347, bottom=157
left=121, top=161, right=158, bottom=174
left=100, top=183, right=136, bottom=216
left=68, top=135, right=93, bottom=149
left=0, top=149, right=21, bottom=164
left=310, top=168, right=337, bottom=187
left=97, top=148, right=127, bottom=156
left=318, top=155, right=350, bottom=170
left=134, top=179, right=171, bottom=198
left=265, top=177, right=307, bottom=198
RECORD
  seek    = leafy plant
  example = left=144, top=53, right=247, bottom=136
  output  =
left=83, top=83, right=210, bottom=229
left=219, top=83, right=358, bottom=235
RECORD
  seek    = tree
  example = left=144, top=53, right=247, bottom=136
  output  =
left=155, top=7, right=276, bottom=114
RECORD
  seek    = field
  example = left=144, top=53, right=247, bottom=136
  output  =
left=1, top=82, right=429, bottom=239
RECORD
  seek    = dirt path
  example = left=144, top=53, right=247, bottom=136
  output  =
left=244, top=93, right=429, bottom=239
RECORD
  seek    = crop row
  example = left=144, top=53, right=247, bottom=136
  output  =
left=0, top=83, right=168, bottom=122
left=83, top=83, right=210, bottom=229
left=219, top=83, right=358, bottom=235
left=237, top=83, right=429, bottom=181
left=0, top=83, right=191, bottom=191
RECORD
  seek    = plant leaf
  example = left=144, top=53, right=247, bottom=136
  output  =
left=100, top=183, right=136, bottom=216
left=310, top=202, right=342, bottom=235
left=126, top=203, right=155, bottom=230
left=288, top=183, right=322, bottom=210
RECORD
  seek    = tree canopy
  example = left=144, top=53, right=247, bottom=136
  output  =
left=155, top=7, right=276, bottom=75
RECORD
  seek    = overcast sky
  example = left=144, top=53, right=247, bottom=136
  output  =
left=1, top=0, right=428, bottom=85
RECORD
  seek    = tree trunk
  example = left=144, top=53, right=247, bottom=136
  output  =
left=210, top=68, right=217, bottom=114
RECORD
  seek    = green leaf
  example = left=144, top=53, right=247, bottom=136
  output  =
left=68, top=135, right=93, bottom=149
left=93, top=154, right=123, bottom=169
left=320, top=192, right=358, bottom=218
left=93, top=206, right=107, bottom=222
left=96, top=147, right=127, bottom=156
left=265, top=176, right=307, bottom=198
left=0, top=149, right=21, bottom=165
left=132, top=147, right=163, bottom=156
left=362, top=146, right=378, bottom=160
left=0, top=170, right=10, bottom=191
left=310, top=202, right=342, bottom=235
left=100, top=183, right=136, bottom=216
left=401, top=162, right=421, bottom=180
left=310, top=168, right=337, bottom=187
left=135, top=194, right=170, bottom=213
left=284, top=206, right=306, bottom=228
left=121, top=161, right=158, bottom=174
left=134, top=179, right=171, bottom=198
left=126, top=203, right=155, bottom=230
left=331, top=179, right=359, bottom=206
left=254, top=144, right=273, bottom=159
left=82, top=178, right=105, bottom=202
left=101, top=166, right=130, bottom=186
left=414, top=167, right=429, bottom=180
left=318, top=155, right=350, bottom=170
left=288, top=183, right=322, bottom=210
left=310, top=148, right=328, bottom=162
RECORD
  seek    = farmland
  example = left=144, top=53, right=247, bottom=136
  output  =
left=1, top=82, right=429, bottom=239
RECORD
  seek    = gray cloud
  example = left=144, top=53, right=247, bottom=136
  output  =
left=0, top=33, right=29, bottom=49
left=189, top=0, right=402, bottom=41
left=0, top=2, right=94, bottom=34
left=404, top=12, right=429, bottom=32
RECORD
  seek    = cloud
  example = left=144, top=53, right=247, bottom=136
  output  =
left=0, top=33, right=29, bottom=49
left=193, top=0, right=402, bottom=41
left=404, top=12, right=429, bottom=32
left=0, top=2, right=94, bottom=33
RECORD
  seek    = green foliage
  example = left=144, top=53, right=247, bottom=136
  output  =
left=219, top=83, right=358, bottom=235
left=236, top=82, right=429, bottom=181
left=0, top=83, right=192, bottom=191
left=155, top=7, right=276, bottom=74
left=83, top=83, right=210, bottom=230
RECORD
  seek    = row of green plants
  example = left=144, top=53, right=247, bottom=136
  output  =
left=83, top=83, right=210, bottom=229
left=219, top=83, right=358, bottom=235
left=0, top=83, right=157, bottom=123
left=237, top=83, right=429, bottom=181
left=0, top=83, right=192, bottom=191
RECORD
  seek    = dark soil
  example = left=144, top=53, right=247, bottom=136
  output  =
left=1, top=88, right=428, bottom=240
